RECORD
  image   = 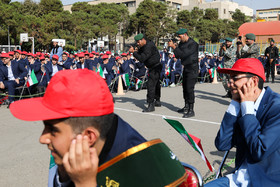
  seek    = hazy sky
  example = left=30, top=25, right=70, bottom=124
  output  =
left=11, top=0, right=280, bottom=13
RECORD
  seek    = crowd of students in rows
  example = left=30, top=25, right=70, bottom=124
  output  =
left=0, top=48, right=185, bottom=104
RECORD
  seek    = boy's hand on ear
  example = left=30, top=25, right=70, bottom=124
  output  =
left=63, top=134, right=99, bottom=187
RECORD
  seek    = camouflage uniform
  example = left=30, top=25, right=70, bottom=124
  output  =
left=219, top=45, right=237, bottom=92
left=238, top=43, right=260, bottom=59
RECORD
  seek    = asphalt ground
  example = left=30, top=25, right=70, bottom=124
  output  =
left=1, top=77, right=280, bottom=186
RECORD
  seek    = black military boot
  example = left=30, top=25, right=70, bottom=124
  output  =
left=177, top=103, right=189, bottom=113
left=154, top=99, right=161, bottom=107
left=183, top=104, right=195, bottom=118
left=143, top=102, right=155, bottom=112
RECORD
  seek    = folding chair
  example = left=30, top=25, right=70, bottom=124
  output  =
left=16, top=77, right=33, bottom=100
left=140, top=69, right=148, bottom=90
left=108, top=76, right=119, bottom=93
left=179, top=162, right=203, bottom=187
left=215, top=150, right=230, bottom=179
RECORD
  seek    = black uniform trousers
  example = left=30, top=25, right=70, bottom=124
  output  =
left=182, top=67, right=197, bottom=104
left=265, top=60, right=275, bottom=81
left=147, top=64, right=162, bottom=103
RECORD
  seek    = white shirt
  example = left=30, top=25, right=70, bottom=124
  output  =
left=173, top=61, right=176, bottom=70
left=52, top=64, right=59, bottom=77
left=226, top=89, right=266, bottom=187
left=7, top=65, right=15, bottom=81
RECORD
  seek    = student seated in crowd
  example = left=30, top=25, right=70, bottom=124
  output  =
left=169, top=56, right=182, bottom=87
left=36, top=56, right=50, bottom=91
left=118, top=53, right=131, bottom=75
left=45, top=55, right=64, bottom=79
left=76, top=53, right=93, bottom=71
left=0, top=53, right=28, bottom=105
left=101, top=54, right=116, bottom=86
left=59, top=52, right=72, bottom=70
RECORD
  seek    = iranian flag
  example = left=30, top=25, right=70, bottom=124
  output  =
left=121, top=73, right=130, bottom=87
left=208, top=68, right=215, bottom=78
left=163, top=117, right=214, bottom=172
left=135, top=78, right=142, bottom=90
left=96, top=66, right=105, bottom=79
left=165, top=67, right=170, bottom=76
left=27, top=69, right=38, bottom=87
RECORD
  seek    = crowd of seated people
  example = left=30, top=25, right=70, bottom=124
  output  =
left=3, top=49, right=272, bottom=104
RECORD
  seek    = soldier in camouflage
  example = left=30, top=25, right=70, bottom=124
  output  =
left=237, top=33, right=260, bottom=59
left=219, top=37, right=237, bottom=98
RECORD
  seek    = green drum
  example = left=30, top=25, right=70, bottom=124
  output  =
left=97, top=139, right=187, bottom=187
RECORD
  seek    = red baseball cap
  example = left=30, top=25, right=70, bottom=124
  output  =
left=0, top=53, right=9, bottom=58
left=77, top=53, right=85, bottom=58
left=89, top=53, right=94, bottom=58
left=26, top=53, right=33, bottom=56
left=102, top=54, right=109, bottom=59
left=10, top=69, right=114, bottom=121
left=39, top=56, right=45, bottom=60
left=95, top=52, right=99, bottom=56
left=52, top=55, right=59, bottom=60
left=115, top=56, right=121, bottom=60
left=217, top=58, right=266, bottom=81
left=121, top=53, right=127, bottom=57
left=106, top=51, right=111, bottom=55
left=22, top=51, right=27, bottom=55
left=8, top=51, right=14, bottom=56
left=91, top=51, right=96, bottom=54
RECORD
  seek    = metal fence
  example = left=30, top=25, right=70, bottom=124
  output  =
left=200, top=41, right=280, bottom=55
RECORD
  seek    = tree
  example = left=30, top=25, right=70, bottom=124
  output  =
left=0, top=0, right=11, bottom=4
left=232, top=9, right=247, bottom=24
left=39, top=0, right=63, bottom=15
left=203, top=8, right=218, bottom=20
left=71, top=2, right=92, bottom=13
left=129, top=0, right=168, bottom=44
left=177, top=10, right=191, bottom=29
left=20, top=0, right=41, bottom=17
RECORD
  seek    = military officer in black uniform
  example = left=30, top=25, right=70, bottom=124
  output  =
left=129, top=34, right=162, bottom=112
left=265, top=39, right=279, bottom=83
left=168, top=28, right=199, bottom=118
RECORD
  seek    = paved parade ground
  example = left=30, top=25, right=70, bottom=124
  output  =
left=1, top=78, right=280, bottom=186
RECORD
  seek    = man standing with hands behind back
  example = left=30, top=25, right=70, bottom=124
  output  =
left=168, top=28, right=199, bottom=118
left=265, top=39, right=278, bottom=83
left=129, top=33, right=162, bottom=112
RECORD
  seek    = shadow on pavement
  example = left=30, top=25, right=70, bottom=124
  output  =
left=114, top=96, right=181, bottom=112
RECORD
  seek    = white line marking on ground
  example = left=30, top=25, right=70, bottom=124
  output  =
left=114, top=107, right=220, bottom=125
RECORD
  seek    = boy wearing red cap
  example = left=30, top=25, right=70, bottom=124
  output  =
left=0, top=53, right=28, bottom=105
left=10, top=69, right=146, bottom=187
left=45, top=55, right=64, bottom=79
left=206, top=58, right=280, bottom=186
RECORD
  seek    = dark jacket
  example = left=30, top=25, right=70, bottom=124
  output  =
left=48, top=115, right=146, bottom=187
left=215, top=87, right=280, bottom=187
left=133, top=40, right=161, bottom=69
left=265, top=45, right=279, bottom=62
left=174, top=38, right=199, bottom=74
left=0, top=61, right=28, bottom=82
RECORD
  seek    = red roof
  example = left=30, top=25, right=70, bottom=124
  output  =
left=239, top=21, right=280, bottom=36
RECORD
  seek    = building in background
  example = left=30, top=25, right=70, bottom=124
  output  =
left=183, top=0, right=253, bottom=20
left=239, top=21, right=280, bottom=52
left=64, top=0, right=253, bottom=19
left=256, top=8, right=280, bottom=22
left=64, top=0, right=184, bottom=14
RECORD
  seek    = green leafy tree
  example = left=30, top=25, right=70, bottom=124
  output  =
left=129, top=0, right=168, bottom=44
left=39, top=0, right=63, bottom=15
left=203, top=8, right=218, bottom=20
